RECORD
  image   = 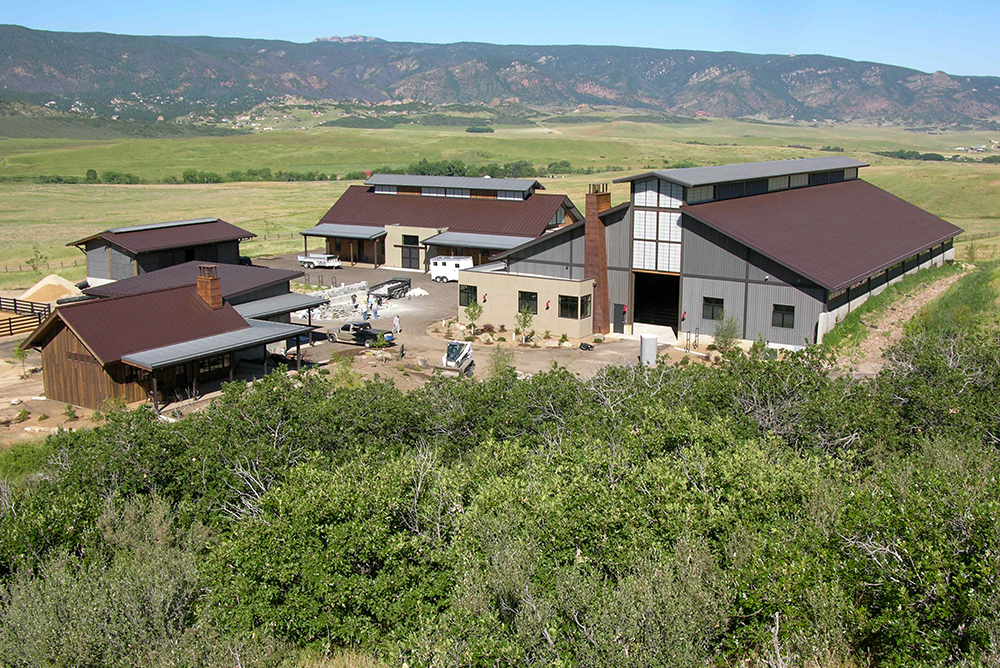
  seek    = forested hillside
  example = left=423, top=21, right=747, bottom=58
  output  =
left=3, top=23, right=1000, bottom=124
left=1, top=262, right=999, bottom=666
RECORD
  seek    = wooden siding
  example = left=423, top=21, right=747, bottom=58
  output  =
left=38, top=323, right=150, bottom=409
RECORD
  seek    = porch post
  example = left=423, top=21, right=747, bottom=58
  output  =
left=296, top=338, right=302, bottom=371
left=192, top=362, right=198, bottom=399
left=303, top=235, right=308, bottom=255
left=229, top=352, right=235, bottom=382
left=350, top=241, right=355, bottom=266
left=151, top=373, right=159, bottom=415
left=308, top=310, right=313, bottom=345
left=262, top=346, right=267, bottom=374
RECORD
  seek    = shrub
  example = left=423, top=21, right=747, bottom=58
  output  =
left=712, top=315, right=741, bottom=352
left=63, top=404, right=77, bottom=421
left=559, top=333, right=569, bottom=343
left=481, top=324, right=495, bottom=334
left=14, top=409, right=29, bottom=424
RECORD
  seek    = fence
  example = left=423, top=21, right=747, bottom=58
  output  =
left=297, top=273, right=366, bottom=289
left=955, top=230, right=1000, bottom=244
left=0, top=313, right=46, bottom=337
left=0, top=297, right=51, bottom=317
left=1, top=259, right=83, bottom=274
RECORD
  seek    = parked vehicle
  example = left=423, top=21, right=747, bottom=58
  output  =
left=297, top=253, right=342, bottom=269
left=331, top=321, right=394, bottom=348
left=238, top=256, right=253, bottom=266
left=429, top=255, right=474, bottom=282
left=368, top=277, right=411, bottom=299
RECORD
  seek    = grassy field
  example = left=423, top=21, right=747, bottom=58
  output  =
left=1, top=118, right=999, bottom=289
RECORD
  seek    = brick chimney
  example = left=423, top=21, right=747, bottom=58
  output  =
left=196, top=264, right=223, bottom=309
left=584, top=183, right=612, bottom=334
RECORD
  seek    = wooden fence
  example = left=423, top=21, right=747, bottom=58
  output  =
left=0, top=313, right=46, bottom=337
left=1, top=297, right=51, bottom=317
left=955, top=230, right=1000, bottom=244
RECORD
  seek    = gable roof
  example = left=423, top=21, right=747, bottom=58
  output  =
left=680, top=179, right=962, bottom=292
left=366, top=173, right=544, bottom=192
left=24, top=285, right=249, bottom=364
left=83, top=261, right=301, bottom=300
left=614, top=157, right=868, bottom=187
left=68, top=218, right=256, bottom=254
left=313, top=185, right=580, bottom=238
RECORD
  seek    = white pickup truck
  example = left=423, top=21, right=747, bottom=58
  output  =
left=297, top=253, right=342, bottom=269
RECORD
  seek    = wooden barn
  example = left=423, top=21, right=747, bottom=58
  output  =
left=23, top=265, right=316, bottom=410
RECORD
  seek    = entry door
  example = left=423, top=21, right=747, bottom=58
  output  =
left=613, top=303, right=625, bottom=334
left=401, top=235, right=420, bottom=269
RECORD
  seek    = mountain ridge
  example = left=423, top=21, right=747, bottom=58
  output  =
left=2, top=24, right=999, bottom=125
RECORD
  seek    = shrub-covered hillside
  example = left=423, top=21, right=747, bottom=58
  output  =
left=2, top=305, right=1000, bottom=665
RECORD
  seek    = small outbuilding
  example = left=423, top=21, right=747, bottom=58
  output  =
left=69, top=218, right=256, bottom=287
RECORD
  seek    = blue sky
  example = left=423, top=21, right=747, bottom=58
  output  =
left=7, top=0, right=1000, bottom=76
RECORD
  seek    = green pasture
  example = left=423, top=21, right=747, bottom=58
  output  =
left=1, top=117, right=1000, bottom=289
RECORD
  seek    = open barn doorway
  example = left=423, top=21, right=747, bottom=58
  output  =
left=633, top=272, right=680, bottom=334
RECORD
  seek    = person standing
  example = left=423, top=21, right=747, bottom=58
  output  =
left=393, top=315, right=401, bottom=334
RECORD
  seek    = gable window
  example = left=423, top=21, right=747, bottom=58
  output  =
left=772, top=304, right=795, bottom=329
left=459, top=284, right=477, bottom=307
left=702, top=297, right=724, bottom=321
left=518, top=291, right=538, bottom=315
left=558, top=295, right=579, bottom=319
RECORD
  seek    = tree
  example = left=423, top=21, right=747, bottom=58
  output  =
left=26, top=246, right=47, bottom=274
left=464, top=300, right=484, bottom=336
left=514, top=305, right=535, bottom=344
left=85, top=169, right=98, bottom=183
left=12, top=342, right=27, bottom=378
left=182, top=168, right=199, bottom=184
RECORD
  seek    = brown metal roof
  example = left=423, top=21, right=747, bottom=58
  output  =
left=68, top=219, right=256, bottom=254
left=681, top=179, right=962, bottom=291
left=25, top=285, right=249, bottom=364
left=314, top=186, right=579, bottom=237
left=83, top=261, right=301, bottom=299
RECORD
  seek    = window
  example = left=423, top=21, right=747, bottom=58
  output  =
left=459, top=284, right=477, bottom=307
left=844, top=167, right=858, bottom=180
left=808, top=171, right=831, bottom=186
left=402, top=235, right=419, bottom=247
left=198, top=355, right=229, bottom=375
left=334, top=238, right=342, bottom=252
left=656, top=242, right=681, bottom=272
left=745, top=179, right=768, bottom=196
left=633, top=209, right=657, bottom=240
left=702, top=297, right=724, bottom=321
left=632, top=239, right=656, bottom=271
left=498, top=190, right=523, bottom=201
left=789, top=173, right=808, bottom=188
left=658, top=180, right=683, bottom=208
left=658, top=212, right=682, bottom=242
left=580, top=294, right=592, bottom=319
left=772, top=304, right=795, bottom=329
left=374, top=184, right=396, bottom=195
left=633, top=179, right=658, bottom=207
left=686, top=185, right=714, bottom=203
left=715, top=182, right=744, bottom=200
left=422, top=186, right=446, bottom=197
left=67, top=351, right=98, bottom=366
left=518, top=290, right=538, bottom=314
left=768, top=176, right=789, bottom=191
left=558, top=295, right=579, bottom=319
left=446, top=188, right=470, bottom=198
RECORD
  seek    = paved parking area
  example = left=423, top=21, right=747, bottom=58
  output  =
left=253, top=253, right=679, bottom=382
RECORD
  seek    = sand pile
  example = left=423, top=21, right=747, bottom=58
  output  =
left=18, top=275, right=82, bottom=303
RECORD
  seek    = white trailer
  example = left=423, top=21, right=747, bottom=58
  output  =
left=429, top=256, right=473, bottom=282
left=297, top=253, right=342, bottom=269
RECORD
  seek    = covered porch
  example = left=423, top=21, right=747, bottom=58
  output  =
left=421, top=230, right=534, bottom=267
left=299, top=223, right=387, bottom=267
left=121, top=319, right=316, bottom=414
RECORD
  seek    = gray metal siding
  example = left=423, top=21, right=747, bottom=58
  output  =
left=680, top=216, right=746, bottom=280
left=746, top=250, right=813, bottom=287
left=137, top=253, right=160, bottom=274
left=604, top=206, right=631, bottom=270
left=507, top=226, right=585, bottom=279
left=85, top=241, right=111, bottom=280
left=607, top=269, right=630, bottom=311
left=744, top=283, right=825, bottom=346
left=228, top=282, right=290, bottom=306
left=109, top=246, right=136, bottom=280
left=680, top=277, right=746, bottom=338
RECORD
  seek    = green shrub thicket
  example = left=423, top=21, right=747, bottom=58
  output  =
left=2, top=317, right=1000, bottom=666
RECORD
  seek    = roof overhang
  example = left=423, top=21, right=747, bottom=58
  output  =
left=233, top=293, right=328, bottom=320
left=614, top=157, right=869, bottom=187
left=300, top=223, right=387, bottom=240
left=421, top=231, right=535, bottom=251
left=121, top=319, right=316, bottom=371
